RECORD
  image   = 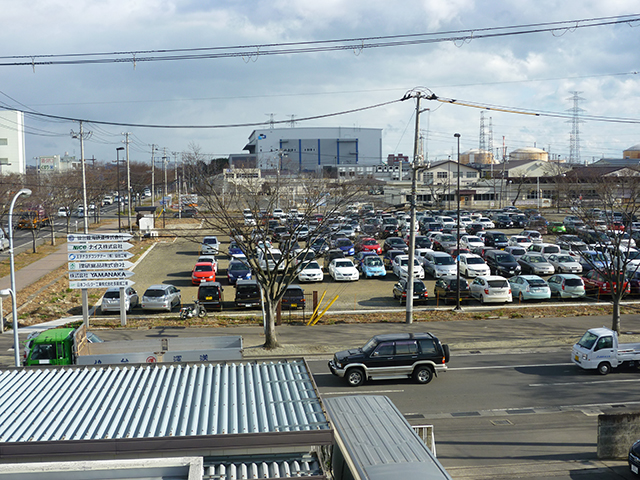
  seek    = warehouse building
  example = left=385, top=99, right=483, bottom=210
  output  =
left=243, top=127, right=382, bottom=172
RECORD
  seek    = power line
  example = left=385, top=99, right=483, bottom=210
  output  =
left=1, top=14, right=638, bottom=67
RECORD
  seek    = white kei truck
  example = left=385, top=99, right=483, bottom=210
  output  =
left=571, top=327, right=640, bottom=375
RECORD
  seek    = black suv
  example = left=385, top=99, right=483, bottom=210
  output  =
left=328, top=333, right=449, bottom=387
left=281, top=285, right=306, bottom=309
left=234, top=279, right=262, bottom=308
left=484, top=231, right=509, bottom=249
left=198, top=281, right=223, bottom=311
left=484, top=249, right=521, bottom=277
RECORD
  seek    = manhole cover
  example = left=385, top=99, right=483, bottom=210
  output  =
left=491, top=419, right=513, bottom=426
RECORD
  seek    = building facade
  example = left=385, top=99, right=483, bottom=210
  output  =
left=0, top=110, right=26, bottom=175
left=36, top=153, right=80, bottom=174
left=244, top=127, right=382, bottom=172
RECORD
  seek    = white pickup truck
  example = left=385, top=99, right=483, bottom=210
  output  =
left=572, top=327, right=640, bottom=375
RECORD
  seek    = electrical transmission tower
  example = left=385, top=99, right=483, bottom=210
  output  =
left=567, top=91, right=585, bottom=164
left=488, top=117, right=494, bottom=163
left=479, top=111, right=487, bottom=153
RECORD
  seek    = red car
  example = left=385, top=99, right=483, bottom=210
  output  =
left=609, top=221, right=625, bottom=232
left=582, top=270, right=629, bottom=296
left=191, top=262, right=216, bottom=285
left=356, top=237, right=382, bottom=254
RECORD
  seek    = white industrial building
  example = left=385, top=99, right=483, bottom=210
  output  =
left=36, top=153, right=80, bottom=174
left=0, top=110, right=26, bottom=175
left=243, top=127, right=382, bottom=172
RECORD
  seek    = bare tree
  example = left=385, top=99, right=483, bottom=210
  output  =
left=568, top=167, right=640, bottom=333
left=193, top=169, right=368, bottom=349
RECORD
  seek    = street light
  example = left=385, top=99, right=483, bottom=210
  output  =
left=8, top=187, right=32, bottom=367
left=454, top=134, right=462, bottom=312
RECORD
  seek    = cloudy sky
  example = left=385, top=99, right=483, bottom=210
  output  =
left=2, top=1, right=640, bottom=167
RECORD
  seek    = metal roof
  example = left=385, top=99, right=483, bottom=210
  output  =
left=0, top=360, right=329, bottom=447
left=204, top=453, right=324, bottom=479
left=324, top=396, right=453, bottom=480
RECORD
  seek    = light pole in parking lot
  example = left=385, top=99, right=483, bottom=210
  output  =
left=454, top=133, right=462, bottom=312
left=7, top=187, right=32, bottom=366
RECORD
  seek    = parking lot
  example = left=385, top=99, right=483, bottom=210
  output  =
left=91, top=227, right=627, bottom=319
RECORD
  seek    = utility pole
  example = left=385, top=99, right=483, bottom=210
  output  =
left=70, top=121, right=91, bottom=234
left=150, top=145, right=157, bottom=206
left=70, top=121, right=92, bottom=328
left=406, top=95, right=427, bottom=324
left=123, top=132, right=132, bottom=233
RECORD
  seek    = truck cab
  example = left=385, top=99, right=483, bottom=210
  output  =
left=25, top=328, right=75, bottom=366
left=572, top=327, right=640, bottom=375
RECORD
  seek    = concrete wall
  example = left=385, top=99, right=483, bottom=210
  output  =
left=597, top=411, right=640, bottom=459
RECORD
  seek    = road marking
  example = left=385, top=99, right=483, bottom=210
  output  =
left=449, top=362, right=573, bottom=371
left=529, top=378, right=640, bottom=387
left=321, top=389, right=405, bottom=395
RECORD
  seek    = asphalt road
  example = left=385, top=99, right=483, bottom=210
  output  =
left=308, top=350, right=639, bottom=479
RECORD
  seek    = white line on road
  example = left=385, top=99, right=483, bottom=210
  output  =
left=321, top=389, right=405, bottom=395
left=449, top=362, right=573, bottom=371
left=529, top=378, right=640, bottom=387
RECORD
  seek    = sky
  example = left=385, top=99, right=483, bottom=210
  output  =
left=1, top=1, right=640, bottom=167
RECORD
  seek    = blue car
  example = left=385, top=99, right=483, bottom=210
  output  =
left=334, top=237, right=355, bottom=256
left=360, top=255, right=386, bottom=278
left=579, top=250, right=608, bottom=272
left=228, top=240, right=244, bottom=258
left=227, top=259, right=252, bottom=284
left=508, top=275, right=551, bottom=301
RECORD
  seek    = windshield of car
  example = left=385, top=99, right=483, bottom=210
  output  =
left=103, top=290, right=120, bottom=299
left=362, top=337, right=378, bottom=354
left=203, top=238, right=218, bottom=245
left=492, top=233, right=508, bottom=242
left=577, top=331, right=599, bottom=350
left=527, top=256, right=546, bottom=263
left=467, top=237, right=482, bottom=243
left=557, top=255, right=575, bottom=263
left=229, top=262, right=248, bottom=272
left=363, top=239, right=377, bottom=246
left=336, top=239, right=352, bottom=247
left=434, top=255, right=455, bottom=265
left=440, top=234, right=455, bottom=242
left=413, top=281, right=427, bottom=293
left=514, top=237, right=528, bottom=243
left=466, top=257, right=484, bottom=265
left=144, top=289, right=167, bottom=298
left=495, top=254, right=516, bottom=263
left=303, top=261, right=321, bottom=270
left=195, top=264, right=213, bottom=272
left=510, top=248, right=526, bottom=256
left=199, top=286, right=220, bottom=300
left=364, top=257, right=383, bottom=267
left=527, top=278, right=547, bottom=287
left=335, top=260, right=353, bottom=268
left=488, top=279, right=509, bottom=288
left=565, top=278, right=584, bottom=286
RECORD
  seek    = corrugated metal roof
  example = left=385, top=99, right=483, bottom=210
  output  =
left=0, top=360, right=329, bottom=444
left=324, top=396, right=453, bottom=480
left=204, top=453, right=324, bottom=479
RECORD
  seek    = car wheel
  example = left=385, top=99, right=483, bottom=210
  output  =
left=346, top=368, right=365, bottom=387
left=597, top=362, right=611, bottom=375
left=480, top=295, right=485, bottom=305
left=413, top=366, right=434, bottom=384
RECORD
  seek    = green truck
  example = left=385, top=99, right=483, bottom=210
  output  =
left=24, top=325, right=243, bottom=366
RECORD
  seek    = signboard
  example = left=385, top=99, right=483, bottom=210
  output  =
left=68, top=252, right=134, bottom=262
left=69, top=260, right=134, bottom=270
left=67, top=233, right=132, bottom=243
left=69, top=270, right=135, bottom=280
left=69, top=280, right=135, bottom=289
left=68, top=242, right=133, bottom=252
